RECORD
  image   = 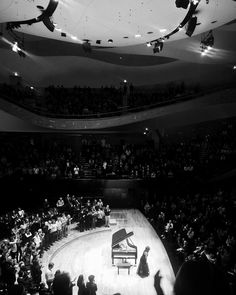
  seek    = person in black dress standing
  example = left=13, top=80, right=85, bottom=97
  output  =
left=137, top=246, right=150, bottom=277
left=77, top=274, right=87, bottom=295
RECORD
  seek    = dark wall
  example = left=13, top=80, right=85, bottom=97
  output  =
left=1, top=176, right=154, bottom=212
left=2, top=174, right=231, bottom=213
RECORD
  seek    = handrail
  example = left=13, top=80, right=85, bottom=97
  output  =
left=0, top=82, right=236, bottom=119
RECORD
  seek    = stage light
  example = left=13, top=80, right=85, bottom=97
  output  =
left=233, top=65, right=236, bottom=70
left=153, top=39, right=164, bottom=54
left=108, top=39, right=113, bottom=43
left=175, top=0, right=190, bottom=9
left=71, top=35, right=77, bottom=41
left=185, top=16, right=197, bottom=37
left=201, top=30, right=214, bottom=48
left=12, top=42, right=19, bottom=52
left=14, top=72, right=18, bottom=76
left=200, top=30, right=214, bottom=54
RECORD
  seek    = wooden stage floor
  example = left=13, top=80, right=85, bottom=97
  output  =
left=42, top=209, right=175, bottom=295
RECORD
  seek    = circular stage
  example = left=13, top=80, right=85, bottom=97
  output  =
left=42, top=209, right=175, bottom=295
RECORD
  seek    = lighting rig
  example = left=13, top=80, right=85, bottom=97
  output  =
left=5, top=0, right=60, bottom=57
left=6, top=0, right=59, bottom=32
left=200, top=30, right=214, bottom=55
left=153, top=39, right=164, bottom=53
left=8, top=29, right=26, bottom=58
left=151, top=0, right=201, bottom=53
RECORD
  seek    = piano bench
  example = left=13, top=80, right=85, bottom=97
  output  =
left=117, top=262, right=131, bottom=275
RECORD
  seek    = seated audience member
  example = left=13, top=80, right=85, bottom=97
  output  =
left=56, top=197, right=65, bottom=211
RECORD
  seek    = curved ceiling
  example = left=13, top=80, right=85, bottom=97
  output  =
left=0, top=0, right=236, bottom=87
left=1, top=0, right=236, bottom=46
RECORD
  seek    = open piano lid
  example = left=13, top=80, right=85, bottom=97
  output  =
left=112, top=228, right=134, bottom=248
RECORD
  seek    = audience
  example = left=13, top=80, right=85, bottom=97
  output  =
left=0, top=194, right=112, bottom=295
left=0, top=115, right=236, bottom=294
left=0, top=118, right=235, bottom=181
left=142, top=187, right=236, bottom=294
left=0, top=81, right=202, bottom=117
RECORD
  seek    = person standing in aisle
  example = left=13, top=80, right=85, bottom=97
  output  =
left=104, top=204, right=111, bottom=227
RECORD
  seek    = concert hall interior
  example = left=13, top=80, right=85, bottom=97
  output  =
left=0, top=1, right=236, bottom=295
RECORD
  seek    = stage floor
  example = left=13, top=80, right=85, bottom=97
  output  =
left=42, top=209, right=175, bottom=295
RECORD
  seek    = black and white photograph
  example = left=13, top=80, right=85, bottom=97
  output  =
left=0, top=1, right=236, bottom=295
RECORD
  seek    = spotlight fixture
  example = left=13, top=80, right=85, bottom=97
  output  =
left=12, top=42, right=19, bottom=52
left=175, top=0, right=190, bottom=9
left=201, top=30, right=214, bottom=47
left=108, top=39, right=113, bottom=43
left=153, top=39, right=164, bottom=53
left=200, top=30, right=214, bottom=53
left=11, top=42, right=26, bottom=57
left=185, top=16, right=197, bottom=37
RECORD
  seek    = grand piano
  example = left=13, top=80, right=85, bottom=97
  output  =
left=111, top=228, right=137, bottom=265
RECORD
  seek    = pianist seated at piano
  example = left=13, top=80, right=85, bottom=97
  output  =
left=115, top=241, right=128, bottom=250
